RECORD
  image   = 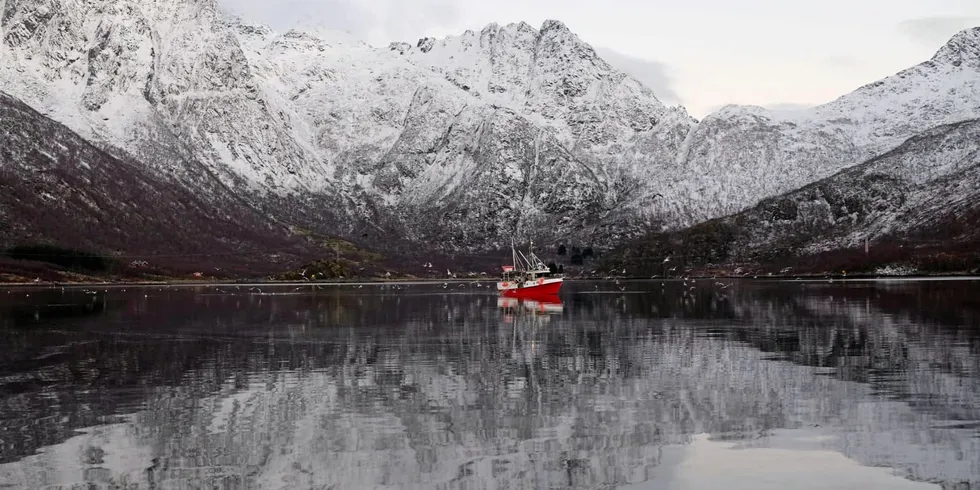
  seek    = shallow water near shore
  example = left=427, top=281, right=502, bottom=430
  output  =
left=0, top=279, right=978, bottom=489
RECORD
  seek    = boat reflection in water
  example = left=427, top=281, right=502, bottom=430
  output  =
left=497, top=294, right=563, bottom=322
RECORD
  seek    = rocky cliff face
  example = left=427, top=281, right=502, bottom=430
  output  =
left=1, top=0, right=978, bottom=255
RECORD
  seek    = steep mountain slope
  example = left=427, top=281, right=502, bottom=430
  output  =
left=609, top=118, right=980, bottom=274
left=0, top=90, right=315, bottom=274
left=660, top=27, right=980, bottom=228
left=0, top=0, right=317, bottom=191
left=0, top=0, right=375, bottom=246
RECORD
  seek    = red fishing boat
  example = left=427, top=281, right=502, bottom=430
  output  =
left=497, top=242, right=563, bottom=297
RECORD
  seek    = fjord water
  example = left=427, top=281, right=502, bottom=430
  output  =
left=0, top=280, right=978, bottom=489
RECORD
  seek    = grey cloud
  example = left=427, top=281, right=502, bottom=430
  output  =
left=764, top=103, right=814, bottom=111
left=897, top=16, right=980, bottom=47
left=594, top=47, right=681, bottom=106
left=824, top=55, right=862, bottom=68
left=218, top=0, right=460, bottom=43
left=219, top=0, right=374, bottom=32
left=698, top=103, right=813, bottom=117
left=380, top=0, right=461, bottom=42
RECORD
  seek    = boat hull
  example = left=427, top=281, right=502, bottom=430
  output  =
left=497, top=277, right=563, bottom=296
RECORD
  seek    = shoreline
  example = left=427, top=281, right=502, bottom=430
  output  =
left=0, top=278, right=486, bottom=288
left=3, top=274, right=979, bottom=289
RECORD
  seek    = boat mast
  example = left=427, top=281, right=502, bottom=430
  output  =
left=528, top=240, right=534, bottom=276
left=511, top=238, right=518, bottom=272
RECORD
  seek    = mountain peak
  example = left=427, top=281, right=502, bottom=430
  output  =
left=931, top=26, right=980, bottom=66
left=540, top=19, right=571, bottom=33
left=223, top=16, right=275, bottom=39
left=514, top=21, right=535, bottom=32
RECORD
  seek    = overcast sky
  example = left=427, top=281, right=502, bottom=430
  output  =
left=219, top=0, right=980, bottom=118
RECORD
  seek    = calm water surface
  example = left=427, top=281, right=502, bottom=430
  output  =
left=0, top=279, right=978, bottom=489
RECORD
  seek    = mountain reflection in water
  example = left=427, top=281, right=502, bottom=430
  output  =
left=0, top=279, right=978, bottom=489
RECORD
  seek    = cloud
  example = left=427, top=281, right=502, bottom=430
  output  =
left=219, top=0, right=371, bottom=32
left=593, top=47, right=681, bottom=106
left=823, top=55, right=862, bottom=68
left=217, top=0, right=461, bottom=44
left=763, top=103, right=814, bottom=112
left=897, top=16, right=980, bottom=47
left=694, top=103, right=813, bottom=118
left=377, top=0, right=461, bottom=41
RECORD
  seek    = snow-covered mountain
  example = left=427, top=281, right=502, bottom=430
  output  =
left=660, top=26, right=980, bottom=228
left=607, top=117, right=980, bottom=274
left=222, top=16, right=701, bottom=248
left=393, top=21, right=693, bottom=169
left=0, top=0, right=690, bottom=250
left=736, top=117, right=980, bottom=257
left=1, top=0, right=978, bottom=254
